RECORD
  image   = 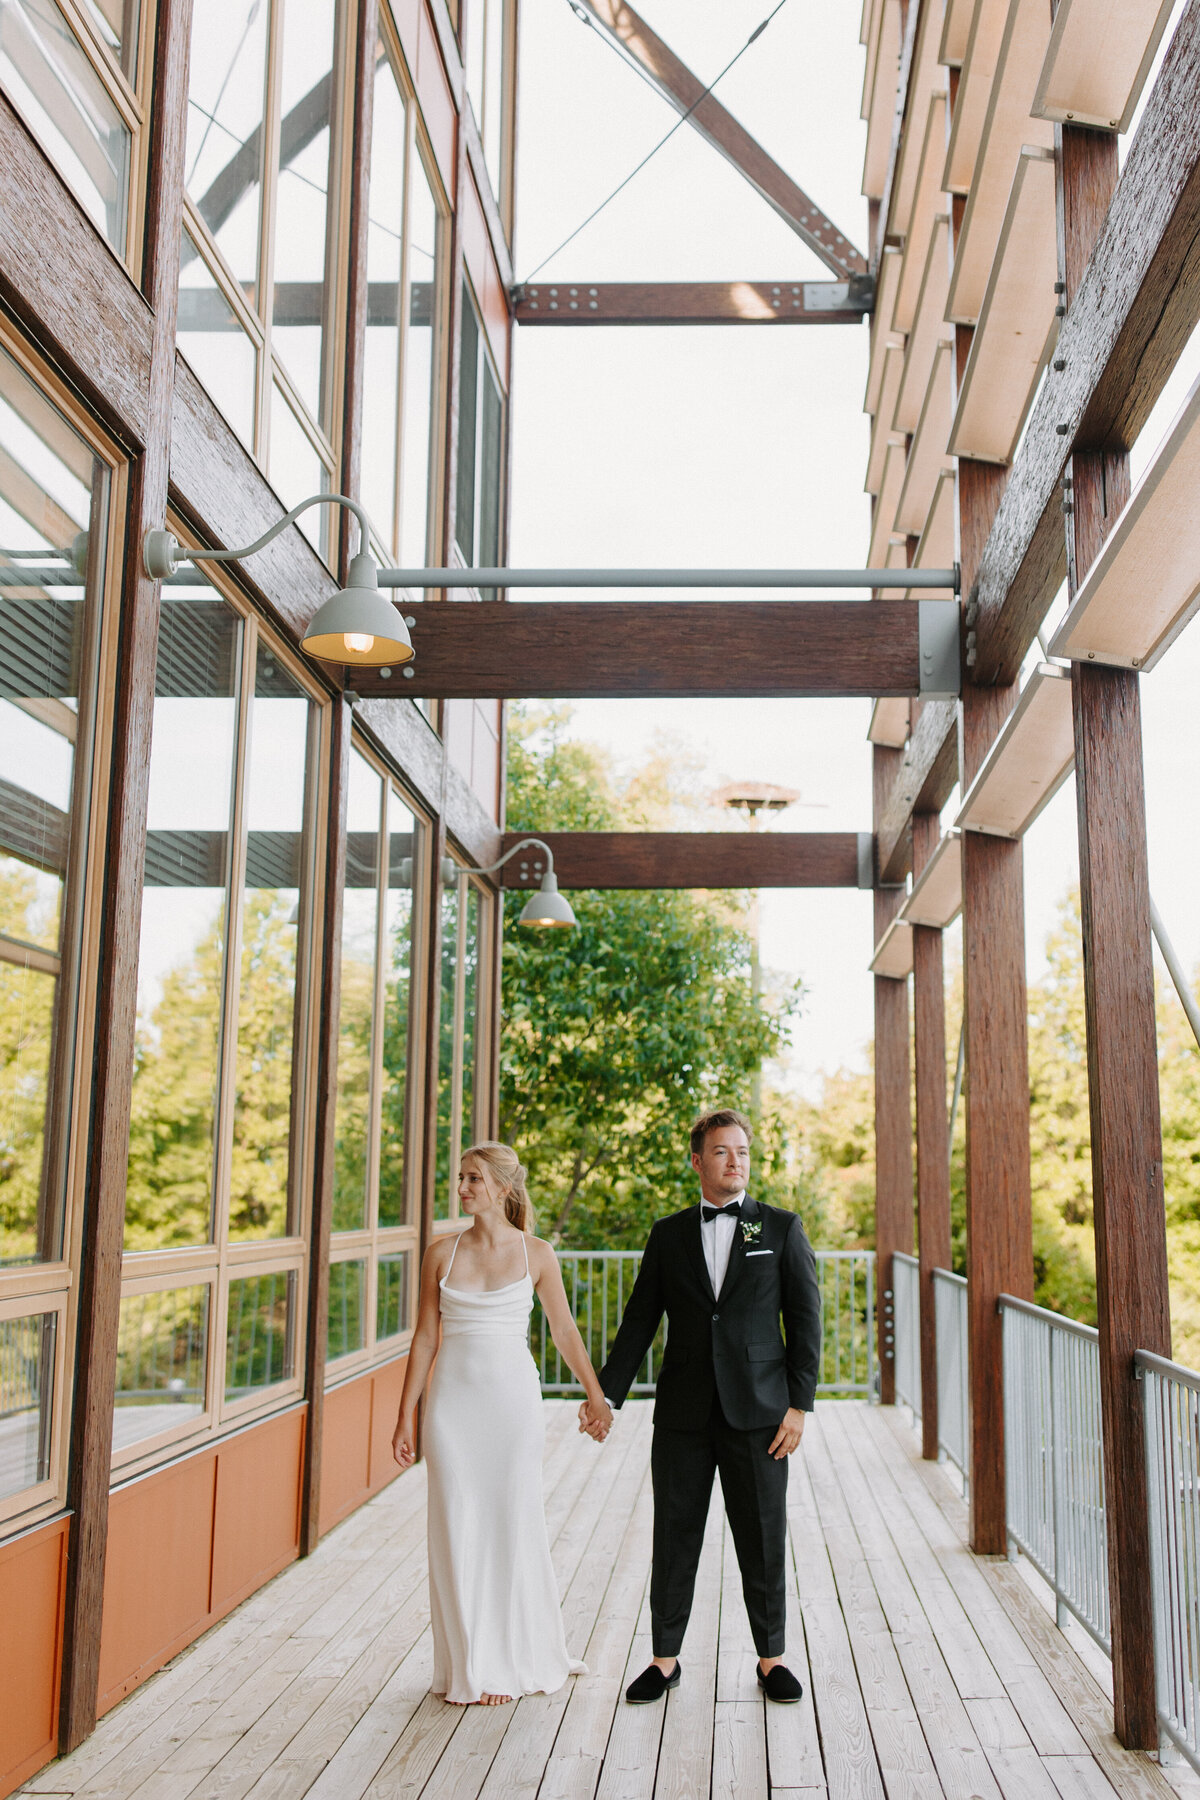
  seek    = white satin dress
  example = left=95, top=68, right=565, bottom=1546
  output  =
left=423, top=1230, right=588, bottom=1704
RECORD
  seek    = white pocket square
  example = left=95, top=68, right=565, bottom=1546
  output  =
left=745, top=1249, right=773, bottom=1257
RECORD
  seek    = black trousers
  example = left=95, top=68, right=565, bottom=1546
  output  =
left=649, top=1402, right=789, bottom=1658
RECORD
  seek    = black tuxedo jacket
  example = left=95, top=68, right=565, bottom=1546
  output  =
left=598, top=1198, right=823, bottom=1431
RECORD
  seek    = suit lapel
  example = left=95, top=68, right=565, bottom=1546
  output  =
left=683, top=1206, right=717, bottom=1305
left=716, top=1196, right=759, bottom=1304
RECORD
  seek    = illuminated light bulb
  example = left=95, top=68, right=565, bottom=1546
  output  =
left=343, top=632, right=375, bottom=654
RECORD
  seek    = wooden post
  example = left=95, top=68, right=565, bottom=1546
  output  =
left=1060, top=118, right=1171, bottom=1750
left=873, top=744, right=913, bottom=1403
left=57, top=0, right=192, bottom=1751
left=300, top=695, right=351, bottom=1554
left=912, top=810, right=950, bottom=1460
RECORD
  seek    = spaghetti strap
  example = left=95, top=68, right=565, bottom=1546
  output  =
left=444, top=1230, right=463, bottom=1280
left=522, top=1232, right=530, bottom=1278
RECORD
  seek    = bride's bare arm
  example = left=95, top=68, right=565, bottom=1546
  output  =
left=531, top=1240, right=613, bottom=1440
left=392, top=1244, right=445, bottom=1467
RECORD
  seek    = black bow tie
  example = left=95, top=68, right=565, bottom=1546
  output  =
left=701, top=1201, right=743, bottom=1223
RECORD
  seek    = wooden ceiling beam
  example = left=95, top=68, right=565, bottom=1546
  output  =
left=512, top=279, right=872, bottom=325
left=497, top=831, right=868, bottom=890
left=575, top=0, right=867, bottom=278
left=350, top=600, right=931, bottom=700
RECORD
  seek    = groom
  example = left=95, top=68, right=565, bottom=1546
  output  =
left=584, top=1107, right=822, bottom=1705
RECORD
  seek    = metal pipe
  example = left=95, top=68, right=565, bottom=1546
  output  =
left=375, top=566, right=961, bottom=590
left=1151, top=896, right=1200, bottom=1053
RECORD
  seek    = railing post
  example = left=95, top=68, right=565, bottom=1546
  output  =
left=913, top=812, right=951, bottom=1458
left=873, top=742, right=914, bottom=1405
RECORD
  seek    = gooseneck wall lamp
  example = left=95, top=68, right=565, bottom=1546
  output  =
left=143, top=493, right=414, bottom=669
left=466, top=838, right=576, bottom=928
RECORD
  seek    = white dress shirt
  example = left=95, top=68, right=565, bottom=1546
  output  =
left=701, top=1190, right=746, bottom=1297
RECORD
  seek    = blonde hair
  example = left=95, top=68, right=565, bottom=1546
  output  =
left=463, top=1142, right=534, bottom=1233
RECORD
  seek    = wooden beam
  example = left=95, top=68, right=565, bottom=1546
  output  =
left=972, top=0, right=1200, bottom=684
left=58, top=0, right=192, bottom=1752
left=512, top=280, right=871, bottom=325
left=912, top=812, right=951, bottom=1463
left=875, top=698, right=959, bottom=882
left=497, top=831, right=866, bottom=890
left=352, top=601, right=924, bottom=700
left=576, top=0, right=867, bottom=277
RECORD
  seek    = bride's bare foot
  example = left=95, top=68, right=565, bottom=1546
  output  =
left=479, top=1692, right=512, bottom=1705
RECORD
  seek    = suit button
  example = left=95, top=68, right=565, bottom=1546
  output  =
left=712, top=1313, right=719, bottom=1322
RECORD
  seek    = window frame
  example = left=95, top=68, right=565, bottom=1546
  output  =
left=452, top=276, right=506, bottom=587
left=433, top=857, right=494, bottom=1230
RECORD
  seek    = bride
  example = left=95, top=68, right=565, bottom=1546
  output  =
left=392, top=1142, right=613, bottom=1706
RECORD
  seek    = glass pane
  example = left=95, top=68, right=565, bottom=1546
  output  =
left=271, top=0, right=337, bottom=423
left=185, top=0, right=269, bottom=293
left=81, top=0, right=139, bottom=80
left=399, top=155, right=439, bottom=569
left=112, top=1285, right=208, bottom=1452
left=224, top=1268, right=295, bottom=1399
left=434, top=877, right=459, bottom=1220
left=464, top=0, right=484, bottom=129
left=326, top=1258, right=365, bottom=1361
left=479, top=360, right=502, bottom=597
left=0, top=1312, right=55, bottom=1498
left=376, top=1250, right=411, bottom=1341
left=379, top=788, right=416, bottom=1228
left=126, top=580, right=241, bottom=1250
left=362, top=40, right=405, bottom=554
left=230, top=651, right=312, bottom=1241
left=0, top=347, right=103, bottom=1268
left=268, top=385, right=328, bottom=555
left=454, top=288, right=478, bottom=564
left=333, top=749, right=382, bottom=1232
left=0, top=0, right=131, bottom=252
left=461, top=882, right=481, bottom=1147
left=483, top=0, right=506, bottom=194
left=177, top=228, right=257, bottom=450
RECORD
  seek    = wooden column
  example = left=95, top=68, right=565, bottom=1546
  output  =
left=300, top=695, right=351, bottom=1554
left=873, top=744, right=913, bottom=1404
left=58, top=0, right=192, bottom=1752
left=912, top=811, right=950, bottom=1460
left=1060, top=119, right=1170, bottom=1750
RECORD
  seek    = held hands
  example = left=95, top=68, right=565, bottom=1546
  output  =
left=392, top=1414, right=417, bottom=1470
left=768, top=1407, right=806, bottom=1461
left=578, top=1397, right=614, bottom=1442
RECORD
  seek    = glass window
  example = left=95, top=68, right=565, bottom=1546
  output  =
left=177, top=226, right=257, bottom=450
left=376, top=1250, right=411, bottom=1341
left=0, top=1311, right=55, bottom=1499
left=127, top=584, right=242, bottom=1251
left=400, top=150, right=442, bottom=568
left=453, top=286, right=504, bottom=587
left=268, top=384, right=328, bottom=554
left=112, top=1284, right=209, bottom=1452
left=333, top=748, right=383, bottom=1233
left=435, top=869, right=488, bottom=1220
left=0, top=0, right=133, bottom=254
left=327, top=1257, right=365, bottom=1361
left=465, top=0, right=510, bottom=202
left=225, top=1269, right=295, bottom=1400
left=271, top=0, right=337, bottom=421
left=0, top=346, right=107, bottom=1271
left=379, top=788, right=417, bottom=1227
left=184, top=0, right=269, bottom=294
left=81, top=0, right=139, bottom=81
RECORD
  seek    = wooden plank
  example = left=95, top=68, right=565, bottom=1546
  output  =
left=965, top=1696, right=1064, bottom=1800
left=56, top=0, right=194, bottom=1754
left=575, top=2, right=867, bottom=276
left=351, top=601, right=925, bottom=701
left=498, top=831, right=864, bottom=892
left=513, top=280, right=869, bottom=325
left=712, top=1701, right=768, bottom=1799
left=654, top=1496, right=722, bottom=1800
left=912, top=814, right=952, bottom=1461
left=971, top=0, right=1200, bottom=685
left=764, top=1576, right=824, bottom=1791
left=875, top=700, right=959, bottom=884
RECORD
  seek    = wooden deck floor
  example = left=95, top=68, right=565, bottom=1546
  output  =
left=22, top=1401, right=1200, bottom=1800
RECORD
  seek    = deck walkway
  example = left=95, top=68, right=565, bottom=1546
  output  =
left=21, top=1401, right=1199, bottom=1800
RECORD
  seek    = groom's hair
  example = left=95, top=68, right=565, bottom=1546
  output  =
left=689, top=1108, right=752, bottom=1156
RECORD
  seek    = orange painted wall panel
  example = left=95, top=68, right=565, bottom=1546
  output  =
left=461, top=172, right=510, bottom=377
left=319, top=1370, right=374, bottom=1531
left=367, top=1354, right=409, bottom=1490
left=0, top=1516, right=67, bottom=1799
left=210, top=1408, right=304, bottom=1615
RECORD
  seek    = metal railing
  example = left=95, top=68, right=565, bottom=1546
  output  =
left=933, top=1267, right=969, bottom=1482
left=892, top=1251, right=921, bottom=1417
left=1001, top=1295, right=1109, bottom=1652
left=534, top=1247, right=876, bottom=1397
left=1138, top=1349, right=1200, bottom=1769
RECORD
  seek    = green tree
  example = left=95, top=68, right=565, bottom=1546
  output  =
left=501, top=709, right=802, bottom=1245
left=0, top=863, right=56, bottom=1262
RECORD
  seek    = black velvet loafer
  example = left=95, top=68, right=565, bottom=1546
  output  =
left=625, top=1660, right=681, bottom=1703
left=758, top=1663, right=804, bottom=1703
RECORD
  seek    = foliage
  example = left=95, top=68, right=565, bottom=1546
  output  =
left=501, top=708, right=802, bottom=1245
left=0, top=863, right=56, bottom=1262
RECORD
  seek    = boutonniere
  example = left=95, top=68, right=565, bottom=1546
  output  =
left=740, top=1219, right=763, bottom=1246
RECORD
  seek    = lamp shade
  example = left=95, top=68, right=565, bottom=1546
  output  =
left=518, top=872, right=576, bottom=928
left=302, top=553, right=414, bottom=666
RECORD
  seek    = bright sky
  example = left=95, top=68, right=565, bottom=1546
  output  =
left=509, top=0, right=1200, bottom=1097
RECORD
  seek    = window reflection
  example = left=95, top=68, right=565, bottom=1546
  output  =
left=376, top=1251, right=410, bottom=1340
left=0, top=346, right=105, bottom=1270
left=400, top=151, right=441, bottom=568
left=113, top=1285, right=208, bottom=1451
left=436, top=872, right=487, bottom=1220
left=333, top=749, right=382, bottom=1233
left=225, top=1269, right=295, bottom=1399
left=126, top=582, right=241, bottom=1251
left=230, top=654, right=313, bottom=1242
left=177, top=227, right=257, bottom=450
left=269, top=384, right=327, bottom=554
left=379, top=787, right=416, bottom=1227
left=271, top=0, right=337, bottom=420
left=80, top=0, right=139, bottom=80
left=184, top=0, right=269, bottom=294
left=0, top=0, right=132, bottom=252
left=327, top=1258, right=365, bottom=1360
left=0, top=1312, right=55, bottom=1498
